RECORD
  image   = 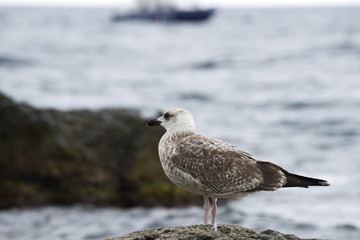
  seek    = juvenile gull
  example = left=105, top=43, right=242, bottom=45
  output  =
left=147, top=108, right=329, bottom=228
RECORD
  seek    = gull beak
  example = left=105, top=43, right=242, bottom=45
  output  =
left=146, top=119, right=162, bottom=127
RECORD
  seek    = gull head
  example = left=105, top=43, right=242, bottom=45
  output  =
left=147, top=108, right=196, bottom=133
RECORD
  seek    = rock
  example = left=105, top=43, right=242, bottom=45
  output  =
left=106, top=224, right=318, bottom=240
left=0, top=91, right=199, bottom=208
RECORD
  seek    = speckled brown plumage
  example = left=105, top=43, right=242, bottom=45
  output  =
left=159, top=133, right=277, bottom=197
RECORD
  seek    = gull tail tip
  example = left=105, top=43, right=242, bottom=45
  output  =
left=284, top=172, right=330, bottom=188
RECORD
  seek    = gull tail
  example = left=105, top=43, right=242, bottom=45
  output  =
left=283, top=172, right=330, bottom=188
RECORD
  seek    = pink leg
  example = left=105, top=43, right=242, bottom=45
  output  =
left=211, top=197, right=218, bottom=225
left=203, top=195, right=210, bottom=224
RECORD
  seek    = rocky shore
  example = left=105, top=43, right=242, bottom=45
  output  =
left=107, top=224, right=320, bottom=240
left=0, top=91, right=199, bottom=209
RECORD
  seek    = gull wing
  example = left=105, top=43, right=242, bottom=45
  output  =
left=170, top=135, right=265, bottom=194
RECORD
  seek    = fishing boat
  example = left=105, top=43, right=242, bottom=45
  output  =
left=111, top=0, right=215, bottom=22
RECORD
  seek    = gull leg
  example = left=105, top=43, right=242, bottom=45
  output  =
left=203, top=195, right=210, bottom=224
left=211, top=197, right=218, bottom=231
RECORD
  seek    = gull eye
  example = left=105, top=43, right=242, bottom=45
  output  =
left=164, top=112, right=171, bottom=120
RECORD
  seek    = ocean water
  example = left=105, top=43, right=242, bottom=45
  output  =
left=1, top=6, right=360, bottom=240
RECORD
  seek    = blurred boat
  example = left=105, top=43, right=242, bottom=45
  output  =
left=112, top=9, right=215, bottom=22
left=111, top=0, right=215, bottom=22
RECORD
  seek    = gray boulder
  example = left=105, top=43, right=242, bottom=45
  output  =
left=107, top=224, right=319, bottom=240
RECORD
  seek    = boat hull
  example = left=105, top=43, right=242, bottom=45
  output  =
left=111, top=9, right=215, bottom=22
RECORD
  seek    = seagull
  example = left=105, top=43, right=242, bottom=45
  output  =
left=147, top=108, right=329, bottom=229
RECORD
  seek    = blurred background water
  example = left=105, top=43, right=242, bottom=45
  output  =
left=0, top=5, right=360, bottom=240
